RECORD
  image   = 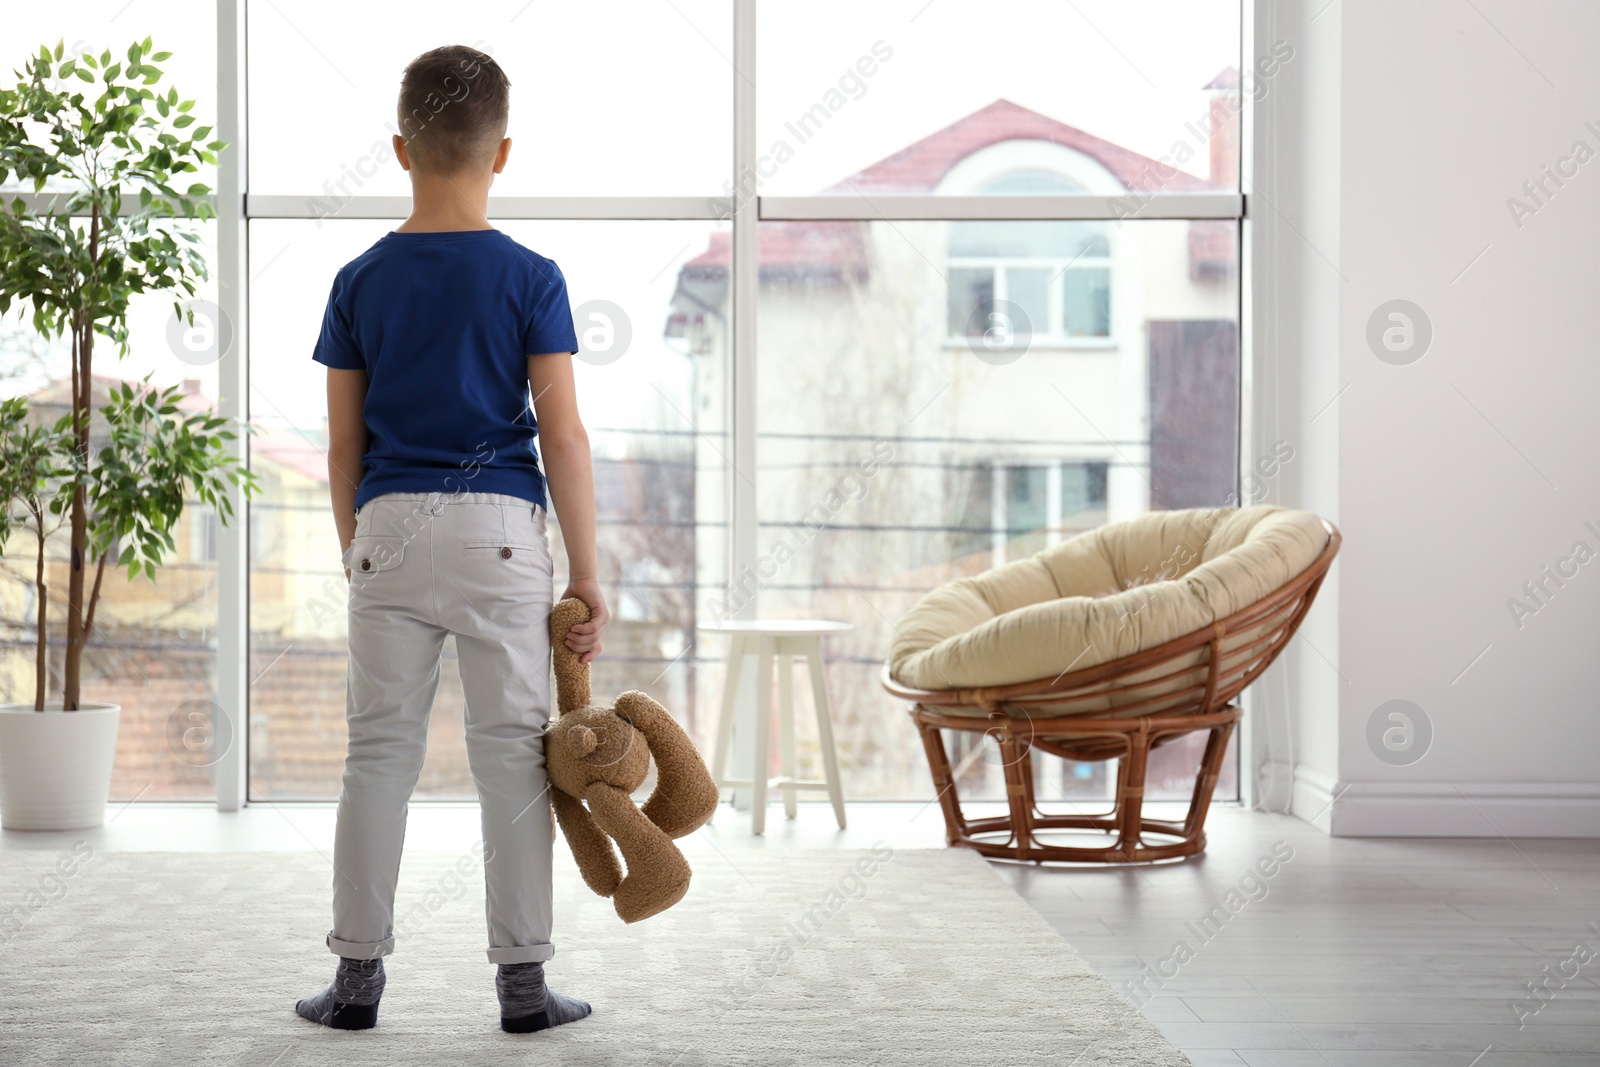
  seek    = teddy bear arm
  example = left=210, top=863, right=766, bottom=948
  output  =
left=615, top=691, right=721, bottom=839
left=552, top=787, right=622, bottom=898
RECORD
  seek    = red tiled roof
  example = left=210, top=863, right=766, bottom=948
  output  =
left=252, top=424, right=329, bottom=484
left=1188, top=219, right=1236, bottom=281
left=679, top=97, right=1236, bottom=278
left=31, top=373, right=214, bottom=408
left=683, top=220, right=868, bottom=274
left=1205, top=66, right=1240, bottom=90
left=831, top=98, right=1217, bottom=195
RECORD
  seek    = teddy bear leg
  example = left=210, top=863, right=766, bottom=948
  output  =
left=552, top=788, right=623, bottom=898
left=583, top=783, right=694, bottom=923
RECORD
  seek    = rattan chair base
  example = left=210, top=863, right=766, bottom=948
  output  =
left=912, top=703, right=1240, bottom=864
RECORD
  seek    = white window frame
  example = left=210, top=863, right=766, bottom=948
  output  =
left=192, top=0, right=1250, bottom=810
left=946, top=255, right=1116, bottom=347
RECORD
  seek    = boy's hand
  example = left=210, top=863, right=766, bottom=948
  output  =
left=562, top=578, right=609, bottom=663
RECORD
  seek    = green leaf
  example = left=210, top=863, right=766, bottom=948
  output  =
left=151, top=51, right=173, bottom=61
left=75, top=68, right=93, bottom=82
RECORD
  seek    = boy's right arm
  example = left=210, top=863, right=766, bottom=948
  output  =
left=327, top=367, right=369, bottom=577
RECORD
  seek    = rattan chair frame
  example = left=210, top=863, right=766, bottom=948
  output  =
left=882, top=523, right=1341, bottom=864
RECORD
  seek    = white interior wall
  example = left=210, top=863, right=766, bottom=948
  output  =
left=1256, top=0, right=1600, bottom=836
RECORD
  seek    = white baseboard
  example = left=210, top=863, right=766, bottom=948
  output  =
left=1328, top=781, right=1600, bottom=838
left=1258, top=764, right=1600, bottom=837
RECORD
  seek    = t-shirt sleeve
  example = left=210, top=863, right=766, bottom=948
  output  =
left=311, top=269, right=364, bottom=370
left=522, top=260, right=580, bottom=356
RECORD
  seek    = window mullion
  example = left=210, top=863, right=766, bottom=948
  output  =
left=215, top=0, right=249, bottom=812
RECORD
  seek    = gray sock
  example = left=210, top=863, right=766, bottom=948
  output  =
left=295, top=957, right=385, bottom=1029
left=496, top=961, right=592, bottom=1033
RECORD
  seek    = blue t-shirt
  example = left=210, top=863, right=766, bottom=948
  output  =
left=312, top=229, right=578, bottom=511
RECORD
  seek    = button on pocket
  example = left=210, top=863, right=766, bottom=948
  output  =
left=342, top=536, right=405, bottom=573
left=463, top=540, right=541, bottom=558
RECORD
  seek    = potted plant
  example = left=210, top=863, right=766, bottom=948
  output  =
left=0, top=40, right=255, bottom=830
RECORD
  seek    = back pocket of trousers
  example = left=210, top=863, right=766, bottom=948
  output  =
left=462, top=540, right=543, bottom=561
left=344, top=536, right=405, bottom=574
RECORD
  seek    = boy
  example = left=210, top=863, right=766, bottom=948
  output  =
left=295, top=44, right=608, bottom=1034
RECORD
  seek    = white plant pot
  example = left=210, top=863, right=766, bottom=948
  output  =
left=0, top=703, right=121, bottom=831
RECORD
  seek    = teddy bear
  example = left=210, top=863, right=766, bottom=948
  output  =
left=545, top=597, right=720, bottom=923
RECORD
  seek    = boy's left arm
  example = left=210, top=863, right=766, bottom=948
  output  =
left=529, top=351, right=609, bottom=662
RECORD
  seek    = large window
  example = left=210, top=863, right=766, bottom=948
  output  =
left=2, top=1, right=1245, bottom=806
left=745, top=219, right=1238, bottom=801
left=247, top=220, right=724, bottom=800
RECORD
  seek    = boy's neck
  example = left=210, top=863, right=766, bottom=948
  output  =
left=396, top=168, right=496, bottom=233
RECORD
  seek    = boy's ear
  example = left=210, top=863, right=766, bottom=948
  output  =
left=393, top=134, right=412, bottom=172
left=492, top=137, right=512, bottom=175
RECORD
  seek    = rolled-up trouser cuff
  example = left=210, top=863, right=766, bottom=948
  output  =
left=327, top=931, right=395, bottom=959
left=486, top=942, right=556, bottom=965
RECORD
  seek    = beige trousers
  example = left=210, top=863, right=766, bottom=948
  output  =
left=327, top=491, right=556, bottom=964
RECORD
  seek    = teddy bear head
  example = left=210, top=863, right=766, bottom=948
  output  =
left=545, top=703, right=650, bottom=798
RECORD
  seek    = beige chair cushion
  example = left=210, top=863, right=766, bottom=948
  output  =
left=887, top=506, right=1330, bottom=712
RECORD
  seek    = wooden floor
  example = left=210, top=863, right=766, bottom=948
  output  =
left=5, top=801, right=1598, bottom=1064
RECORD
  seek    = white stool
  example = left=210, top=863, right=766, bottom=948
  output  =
left=698, top=620, right=851, bottom=835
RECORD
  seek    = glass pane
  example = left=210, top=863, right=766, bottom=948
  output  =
left=247, top=1, right=730, bottom=197
left=1004, top=465, right=1049, bottom=558
left=1060, top=461, right=1109, bottom=534
left=0, top=223, right=223, bottom=801
left=758, top=0, right=1242, bottom=196
left=247, top=219, right=726, bottom=799
left=1007, top=268, right=1051, bottom=340
left=1063, top=266, right=1112, bottom=338
left=951, top=219, right=1109, bottom=259
left=747, top=218, right=1238, bottom=800
left=946, top=267, right=993, bottom=338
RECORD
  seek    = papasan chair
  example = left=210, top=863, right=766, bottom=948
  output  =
left=882, top=505, right=1339, bottom=864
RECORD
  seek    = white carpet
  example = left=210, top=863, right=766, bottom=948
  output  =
left=0, top=845, right=1186, bottom=1066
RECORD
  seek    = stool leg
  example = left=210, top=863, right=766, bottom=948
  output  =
left=777, top=649, right=798, bottom=820
left=805, top=637, right=847, bottom=830
left=751, top=636, right=774, bottom=836
left=709, top=634, right=745, bottom=808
